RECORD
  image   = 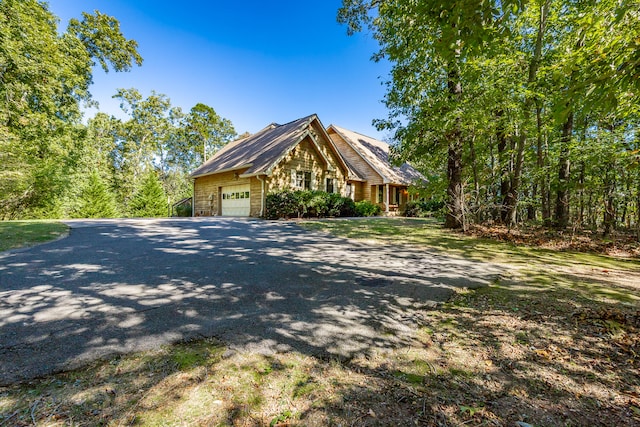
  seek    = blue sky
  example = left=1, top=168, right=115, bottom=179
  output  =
left=46, top=0, right=391, bottom=139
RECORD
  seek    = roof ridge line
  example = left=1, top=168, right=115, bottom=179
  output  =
left=275, top=113, right=317, bottom=128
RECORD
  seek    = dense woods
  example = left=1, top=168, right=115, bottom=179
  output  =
left=2, top=0, right=639, bottom=236
left=0, top=0, right=236, bottom=220
left=339, top=0, right=640, bottom=235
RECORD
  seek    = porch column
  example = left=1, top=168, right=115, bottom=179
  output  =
left=385, top=183, right=390, bottom=214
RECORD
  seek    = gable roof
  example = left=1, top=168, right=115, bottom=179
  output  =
left=328, top=125, right=425, bottom=185
left=191, top=114, right=345, bottom=179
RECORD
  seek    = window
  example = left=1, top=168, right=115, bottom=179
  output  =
left=395, top=187, right=400, bottom=204
left=346, top=183, right=354, bottom=200
left=292, top=170, right=313, bottom=190
left=303, top=172, right=312, bottom=190
left=326, top=178, right=334, bottom=193
left=378, top=185, right=383, bottom=203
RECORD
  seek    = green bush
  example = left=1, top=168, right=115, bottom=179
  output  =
left=265, top=190, right=357, bottom=219
left=330, top=193, right=356, bottom=217
left=403, top=199, right=445, bottom=217
left=175, top=203, right=192, bottom=217
left=264, top=190, right=300, bottom=219
left=72, top=171, right=119, bottom=218
left=354, top=200, right=382, bottom=217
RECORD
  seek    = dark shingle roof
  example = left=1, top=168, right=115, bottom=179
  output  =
left=190, top=114, right=318, bottom=178
left=328, top=125, right=425, bottom=185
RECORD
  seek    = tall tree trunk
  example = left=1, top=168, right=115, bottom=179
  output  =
left=444, top=68, right=465, bottom=230
left=578, top=161, right=585, bottom=227
left=503, top=0, right=549, bottom=227
left=536, top=102, right=551, bottom=224
left=637, top=182, right=640, bottom=241
left=603, top=190, right=615, bottom=237
left=469, top=135, right=481, bottom=222
left=555, top=111, right=573, bottom=229
left=587, top=192, right=595, bottom=231
left=528, top=184, right=537, bottom=221
left=496, top=109, right=511, bottom=223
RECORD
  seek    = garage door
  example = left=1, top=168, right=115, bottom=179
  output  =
left=221, top=184, right=251, bottom=216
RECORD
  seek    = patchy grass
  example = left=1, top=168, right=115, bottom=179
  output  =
left=1, top=218, right=639, bottom=426
left=0, top=221, right=68, bottom=252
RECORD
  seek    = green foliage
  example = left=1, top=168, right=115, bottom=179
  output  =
left=72, top=171, right=119, bottom=219
left=0, top=0, right=141, bottom=219
left=264, top=190, right=357, bottom=219
left=339, top=0, right=640, bottom=232
left=181, top=103, right=237, bottom=167
left=68, top=11, right=143, bottom=73
left=128, top=171, right=167, bottom=217
left=264, top=190, right=301, bottom=219
left=174, top=203, right=192, bottom=217
left=270, top=410, right=294, bottom=426
left=110, top=89, right=228, bottom=212
left=403, top=199, right=445, bottom=218
left=354, top=200, right=382, bottom=217
left=330, top=193, right=357, bottom=217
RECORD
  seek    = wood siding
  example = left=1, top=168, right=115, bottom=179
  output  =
left=194, top=169, right=264, bottom=217
left=194, top=129, right=349, bottom=217
left=328, top=129, right=383, bottom=186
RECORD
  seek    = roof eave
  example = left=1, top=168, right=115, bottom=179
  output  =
left=191, top=164, right=253, bottom=179
left=328, top=125, right=389, bottom=183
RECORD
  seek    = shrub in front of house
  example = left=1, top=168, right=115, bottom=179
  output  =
left=354, top=200, right=382, bottom=217
left=330, top=193, right=356, bottom=217
left=265, top=190, right=357, bottom=219
left=264, top=190, right=301, bottom=219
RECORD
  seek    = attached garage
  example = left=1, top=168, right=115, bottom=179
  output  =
left=221, top=184, right=250, bottom=216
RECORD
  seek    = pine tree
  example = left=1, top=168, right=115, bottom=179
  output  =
left=129, top=171, right=167, bottom=217
left=74, top=171, right=119, bottom=218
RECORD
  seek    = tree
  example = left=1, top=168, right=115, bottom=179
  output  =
left=338, top=0, right=523, bottom=229
left=0, top=0, right=141, bottom=219
left=338, top=0, right=640, bottom=235
left=129, top=170, right=167, bottom=217
left=111, top=88, right=174, bottom=204
left=111, top=90, right=236, bottom=210
left=72, top=171, right=119, bottom=218
left=181, top=103, right=236, bottom=167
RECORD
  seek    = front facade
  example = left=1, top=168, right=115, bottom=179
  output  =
left=190, top=114, right=425, bottom=217
left=327, top=125, right=425, bottom=214
left=191, top=115, right=349, bottom=217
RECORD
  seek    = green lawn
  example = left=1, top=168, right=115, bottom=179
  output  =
left=300, top=217, right=640, bottom=305
left=0, top=221, right=68, bottom=252
left=300, top=217, right=640, bottom=271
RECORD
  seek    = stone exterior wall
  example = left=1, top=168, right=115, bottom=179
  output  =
left=268, top=135, right=347, bottom=195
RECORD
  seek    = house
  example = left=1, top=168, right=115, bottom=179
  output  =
left=327, top=124, right=425, bottom=214
left=190, top=114, right=425, bottom=217
left=190, top=114, right=350, bottom=217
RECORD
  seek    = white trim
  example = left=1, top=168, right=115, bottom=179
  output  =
left=306, top=131, right=334, bottom=171
left=257, top=175, right=265, bottom=217
left=385, top=183, right=390, bottom=213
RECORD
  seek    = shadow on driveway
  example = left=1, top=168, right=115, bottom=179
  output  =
left=0, top=218, right=498, bottom=385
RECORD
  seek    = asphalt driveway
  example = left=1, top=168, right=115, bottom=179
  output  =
left=0, top=218, right=498, bottom=385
